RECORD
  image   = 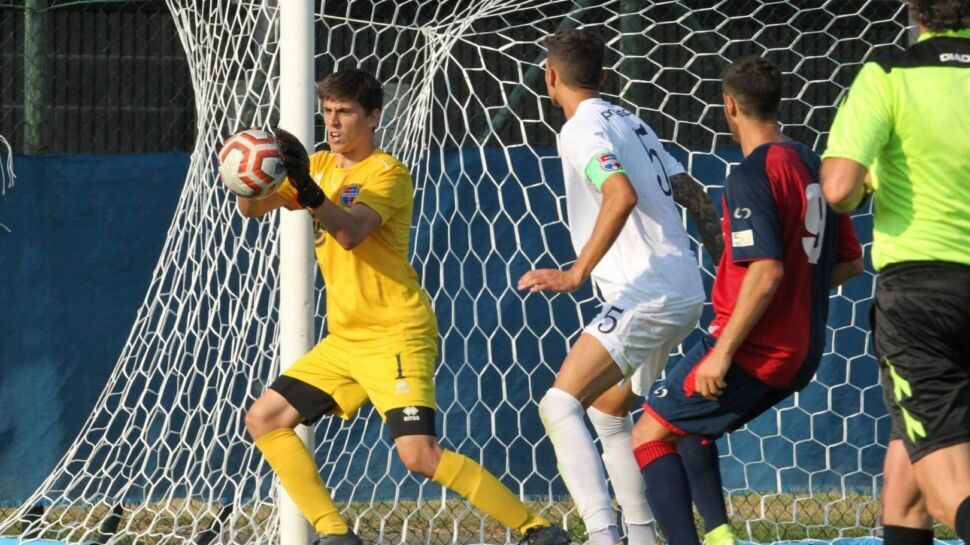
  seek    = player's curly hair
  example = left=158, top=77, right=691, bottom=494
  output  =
left=317, top=69, right=384, bottom=113
left=910, top=0, right=970, bottom=32
left=542, top=29, right=605, bottom=91
left=721, top=56, right=782, bottom=121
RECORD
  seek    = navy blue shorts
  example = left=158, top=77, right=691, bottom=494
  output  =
left=644, top=334, right=792, bottom=439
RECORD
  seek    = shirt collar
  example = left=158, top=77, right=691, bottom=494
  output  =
left=577, top=96, right=608, bottom=109
left=918, top=28, right=970, bottom=42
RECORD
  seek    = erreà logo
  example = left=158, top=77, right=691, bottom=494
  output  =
left=403, top=406, right=421, bottom=422
left=340, top=184, right=361, bottom=207
left=941, top=53, right=970, bottom=63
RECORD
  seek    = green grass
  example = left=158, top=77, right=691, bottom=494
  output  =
left=0, top=494, right=957, bottom=544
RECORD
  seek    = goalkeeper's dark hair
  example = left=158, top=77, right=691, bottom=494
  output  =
left=317, top=69, right=384, bottom=113
left=721, top=56, right=782, bottom=121
left=910, top=0, right=970, bottom=32
left=542, top=29, right=605, bottom=91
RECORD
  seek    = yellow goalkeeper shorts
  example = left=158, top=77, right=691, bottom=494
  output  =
left=270, top=335, right=438, bottom=438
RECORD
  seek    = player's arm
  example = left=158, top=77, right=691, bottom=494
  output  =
left=831, top=257, right=864, bottom=288
left=518, top=173, right=637, bottom=293
left=822, top=62, right=892, bottom=212
left=237, top=191, right=301, bottom=218
left=829, top=211, right=864, bottom=288
left=695, top=259, right=784, bottom=399
left=273, top=128, right=382, bottom=250
left=695, top=162, right=786, bottom=399
left=670, top=172, right=724, bottom=262
left=309, top=200, right=381, bottom=250
left=821, top=158, right=869, bottom=212
left=571, top=173, right=639, bottom=280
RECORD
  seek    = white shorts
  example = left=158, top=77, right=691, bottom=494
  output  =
left=584, top=296, right=703, bottom=396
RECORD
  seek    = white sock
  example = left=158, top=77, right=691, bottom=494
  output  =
left=539, top=388, right=620, bottom=545
left=588, top=406, right=657, bottom=545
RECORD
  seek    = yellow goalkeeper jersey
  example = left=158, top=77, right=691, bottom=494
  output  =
left=278, top=149, right=437, bottom=343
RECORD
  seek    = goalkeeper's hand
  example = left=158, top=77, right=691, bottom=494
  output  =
left=275, top=128, right=325, bottom=209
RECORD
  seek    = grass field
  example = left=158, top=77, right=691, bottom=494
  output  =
left=0, top=493, right=957, bottom=544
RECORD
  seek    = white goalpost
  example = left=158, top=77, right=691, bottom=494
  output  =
left=1, top=1, right=910, bottom=545
left=277, top=1, right=316, bottom=545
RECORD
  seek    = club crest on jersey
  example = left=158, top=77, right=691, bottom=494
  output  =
left=598, top=153, right=622, bottom=172
left=340, top=184, right=361, bottom=207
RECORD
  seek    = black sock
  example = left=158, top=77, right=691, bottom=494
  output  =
left=956, top=496, right=970, bottom=543
left=636, top=440, right=700, bottom=545
left=883, top=525, right=933, bottom=545
left=679, top=435, right=728, bottom=532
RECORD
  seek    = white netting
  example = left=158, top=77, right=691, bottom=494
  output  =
left=1, top=1, right=908, bottom=544
left=0, top=134, right=13, bottom=200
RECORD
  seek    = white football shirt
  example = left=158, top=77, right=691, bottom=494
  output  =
left=558, top=97, right=704, bottom=307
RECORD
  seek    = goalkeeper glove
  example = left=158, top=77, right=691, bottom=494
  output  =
left=275, top=128, right=325, bottom=209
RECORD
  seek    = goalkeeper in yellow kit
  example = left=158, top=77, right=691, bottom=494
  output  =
left=238, top=69, right=570, bottom=545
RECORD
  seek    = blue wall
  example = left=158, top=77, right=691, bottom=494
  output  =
left=0, top=149, right=882, bottom=506
left=0, top=154, right=188, bottom=505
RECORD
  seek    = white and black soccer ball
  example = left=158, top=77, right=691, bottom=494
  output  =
left=218, top=129, right=287, bottom=199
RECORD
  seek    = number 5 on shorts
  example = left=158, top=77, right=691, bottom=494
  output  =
left=598, top=306, right=625, bottom=334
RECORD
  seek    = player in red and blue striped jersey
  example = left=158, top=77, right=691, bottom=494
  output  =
left=629, top=56, right=864, bottom=545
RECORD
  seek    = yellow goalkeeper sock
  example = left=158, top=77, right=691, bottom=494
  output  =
left=255, top=428, right=348, bottom=535
left=432, top=449, right=549, bottom=533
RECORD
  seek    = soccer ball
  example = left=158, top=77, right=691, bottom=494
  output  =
left=218, top=129, right=287, bottom=199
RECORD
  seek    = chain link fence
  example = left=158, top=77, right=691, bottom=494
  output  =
left=1, top=0, right=194, bottom=154
left=2, top=0, right=907, bottom=157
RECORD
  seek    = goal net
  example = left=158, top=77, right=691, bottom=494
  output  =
left=1, top=1, right=908, bottom=544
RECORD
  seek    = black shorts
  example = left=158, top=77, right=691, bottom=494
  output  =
left=873, top=261, right=970, bottom=461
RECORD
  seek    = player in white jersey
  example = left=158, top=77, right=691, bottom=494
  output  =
left=519, top=30, right=729, bottom=545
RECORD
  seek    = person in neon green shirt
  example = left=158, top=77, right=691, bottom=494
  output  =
left=821, top=2, right=970, bottom=544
